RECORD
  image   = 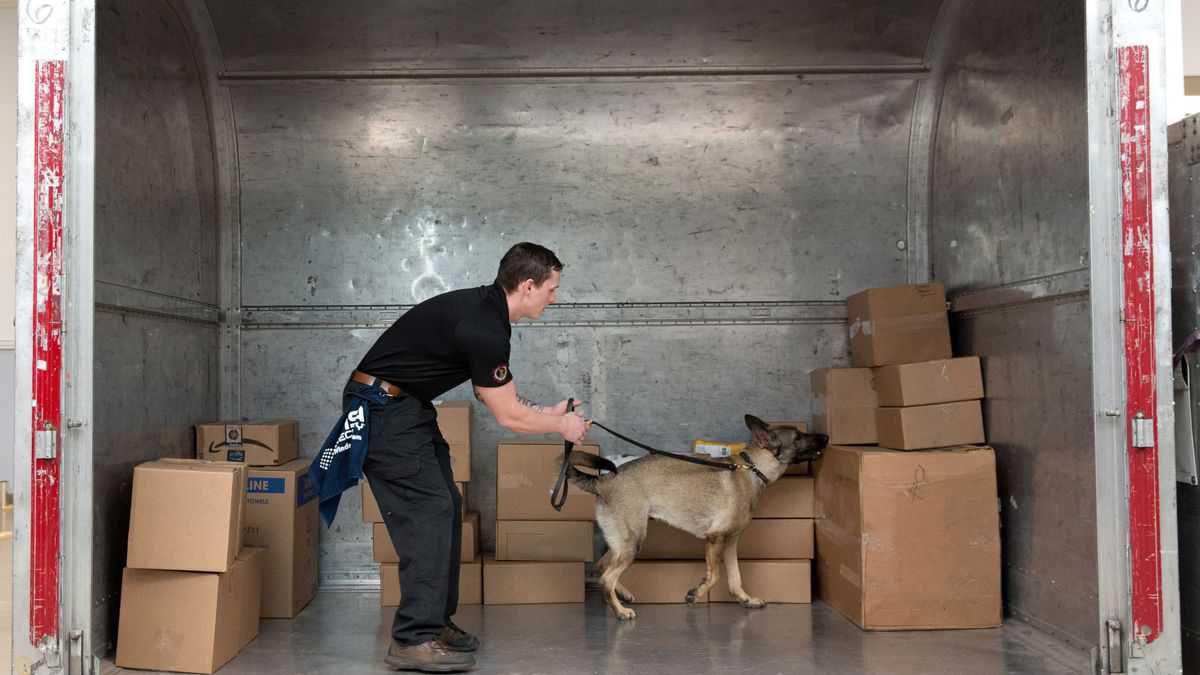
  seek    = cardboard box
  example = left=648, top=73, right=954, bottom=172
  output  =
left=874, top=357, right=984, bottom=407
left=810, top=368, right=878, bottom=406
left=638, top=519, right=814, bottom=560
left=116, top=548, right=264, bottom=674
left=755, top=477, right=815, bottom=518
left=362, top=480, right=467, bottom=523
left=127, top=459, right=246, bottom=573
left=245, top=459, right=319, bottom=618
left=374, top=512, right=479, bottom=563
left=847, top=283, right=952, bottom=367
left=876, top=400, right=985, bottom=450
left=495, top=520, right=595, bottom=561
left=815, top=445, right=1001, bottom=630
left=691, top=440, right=746, bottom=458
left=620, top=561, right=708, bottom=603
left=196, top=420, right=299, bottom=466
left=482, top=558, right=585, bottom=604
left=812, top=407, right=878, bottom=445
left=381, top=559, right=482, bottom=607
left=436, top=400, right=472, bottom=482
left=497, top=442, right=600, bottom=520
left=710, top=560, right=812, bottom=604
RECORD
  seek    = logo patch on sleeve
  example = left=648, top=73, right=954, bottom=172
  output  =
left=493, top=364, right=509, bottom=382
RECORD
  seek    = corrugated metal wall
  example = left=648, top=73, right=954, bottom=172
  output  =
left=92, top=0, right=221, bottom=655
left=931, top=0, right=1096, bottom=650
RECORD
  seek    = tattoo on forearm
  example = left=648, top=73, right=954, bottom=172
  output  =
left=517, top=395, right=545, bottom=414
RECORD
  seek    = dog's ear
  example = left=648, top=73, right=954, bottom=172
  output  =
left=745, top=414, right=772, bottom=448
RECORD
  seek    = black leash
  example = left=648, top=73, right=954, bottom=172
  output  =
left=550, top=405, right=770, bottom=511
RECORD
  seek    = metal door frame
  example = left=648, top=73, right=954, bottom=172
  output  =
left=14, top=1, right=95, bottom=673
left=1087, top=0, right=1183, bottom=673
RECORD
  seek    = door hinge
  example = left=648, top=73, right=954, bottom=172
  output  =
left=1107, top=619, right=1125, bottom=674
left=35, top=426, right=58, bottom=460
left=1132, top=413, right=1155, bottom=448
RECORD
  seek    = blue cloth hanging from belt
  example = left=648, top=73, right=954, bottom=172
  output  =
left=308, top=388, right=373, bottom=526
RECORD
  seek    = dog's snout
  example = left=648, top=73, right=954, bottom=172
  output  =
left=813, top=433, right=830, bottom=449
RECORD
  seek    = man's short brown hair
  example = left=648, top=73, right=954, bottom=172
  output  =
left=496, top=243, right=563, bottom=292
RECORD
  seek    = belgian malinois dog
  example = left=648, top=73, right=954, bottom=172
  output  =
left=565, top=415, right=828, bottom=620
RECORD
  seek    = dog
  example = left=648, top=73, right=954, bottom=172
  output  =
left=566, top=415, right=829, bottom=620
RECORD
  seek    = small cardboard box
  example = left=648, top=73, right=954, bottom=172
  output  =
left=482, top=558, right=585, bottom=604
left=847, top=283, right=952, bottom=367
left=127, top=459, right=246, bottom=573
left=710, top=560, right=812, bottom=604
left=815, top=445, right=1001, bottom=630
left=374, top=512, right=479, bottom=563
left=876, top=400, right=985, bottom=450
left=812, top=406, right=878, bottom=445
left=874, top=357, right=984, bottom=407
left=755, top=477, right=815, bottom=518
left=810, top=368, right=878, bottom=406
left=435, top=400, right=472, bottom=482
left=196, top=420, right=299, bottom=466
left=638, top=519, right=814, bottom=560
left=381, top=559, right=482, bottom=607
left=621, top=561, right=709, bottom=603
left=116, top=548, right=264, bottom=674
left=496, top=442, right=600, bottom=520
left=245, top=459, right=319, bottom=618
left=495, top=520, right=595, bottom=561
left=362, top=480, right=467, bottom=523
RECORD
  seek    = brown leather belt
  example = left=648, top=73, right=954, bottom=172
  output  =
left=351, top=370, right=405, bottom=397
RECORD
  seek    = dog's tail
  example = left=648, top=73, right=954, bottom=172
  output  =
left=562, top=450, right=617, bottom=496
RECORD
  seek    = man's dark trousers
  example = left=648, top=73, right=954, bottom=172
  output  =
left=351, top=379, right=463, bottom=645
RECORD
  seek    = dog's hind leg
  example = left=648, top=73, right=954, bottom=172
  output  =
left=597, top=550, right=636, bottom=604
left=597, top=508, right=641, bottom=620
left=721, top=534, right=765, bottom=609
left=686, top=535, right=725, bottom=605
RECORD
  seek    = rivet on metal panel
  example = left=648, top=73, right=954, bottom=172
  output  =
left=896, top=240, right=907, bottom=251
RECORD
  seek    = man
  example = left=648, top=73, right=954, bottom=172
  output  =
left=350, top=242, right=589, bottom=673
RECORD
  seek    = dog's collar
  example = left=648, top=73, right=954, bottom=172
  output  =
left=737, top=451, right=771, bottom=486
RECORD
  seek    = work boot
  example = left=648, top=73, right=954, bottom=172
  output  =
left=437, top=620, right=480, bottom=652
left=384, top=639, right=476, bottom=672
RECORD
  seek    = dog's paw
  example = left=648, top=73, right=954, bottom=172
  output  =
left=685, top=588, right=700, bottom=605
left=615, top=606, right=637, bottom=621
left=739, top=597, right=767, bottom=609
left=617, top=588, right=637, bottom=604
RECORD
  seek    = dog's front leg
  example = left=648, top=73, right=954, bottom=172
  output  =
left=721, top=535, right=765, bottom=609
left=686, top=536, right=725, bottom=604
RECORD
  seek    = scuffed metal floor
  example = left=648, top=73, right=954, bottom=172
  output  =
left=110, top=590, right=1091, bottom=674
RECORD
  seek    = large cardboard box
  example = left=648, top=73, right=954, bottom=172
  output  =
left=812, top=407, right=878, bottom=445
left=495, top=520, right=595, bottom=561
left=876, top=400, right=985, bottom=450
left=196, top=420, right=299, bottom=466
left=127, top=459, right=246, bottom=573
left=755, top=477, right=815, bottom=518
left=815, top=445, right=1001, bottom=630
left=620, top=561, right=708, bottom=603
left=497, top=442, right=599, bottom=520
left=374, top=513, right=479, bottom=563
left=381, top=559, right=482, bottom=607
left=810, top=368, right=878, bottom=406
left=874, top=357, right=984, bottom=407
left=710, top=560, right=812, bottom=604
left=362, top=480, right=467, bottom=523
left=116, top=548, right=264, bottom=674
left=245, top=460, right=319, bottom=618
left=847, top=283, right=952, bottom=367
left=435, top=400, right=472, bottom=482
left=638, top=519, right=814, bottom=560
left=482, top=558, right=585, bottom=604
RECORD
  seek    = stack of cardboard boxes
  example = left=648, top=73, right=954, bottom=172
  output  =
left=620, top=422, right=816, bottom=604
left=368, top=400, right=483, bottom=606
left=484, top=441, right=595, bottom=604
left=116, top=460, right=263, bottom=674
left=812, top=282, right=1001, bottom=631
